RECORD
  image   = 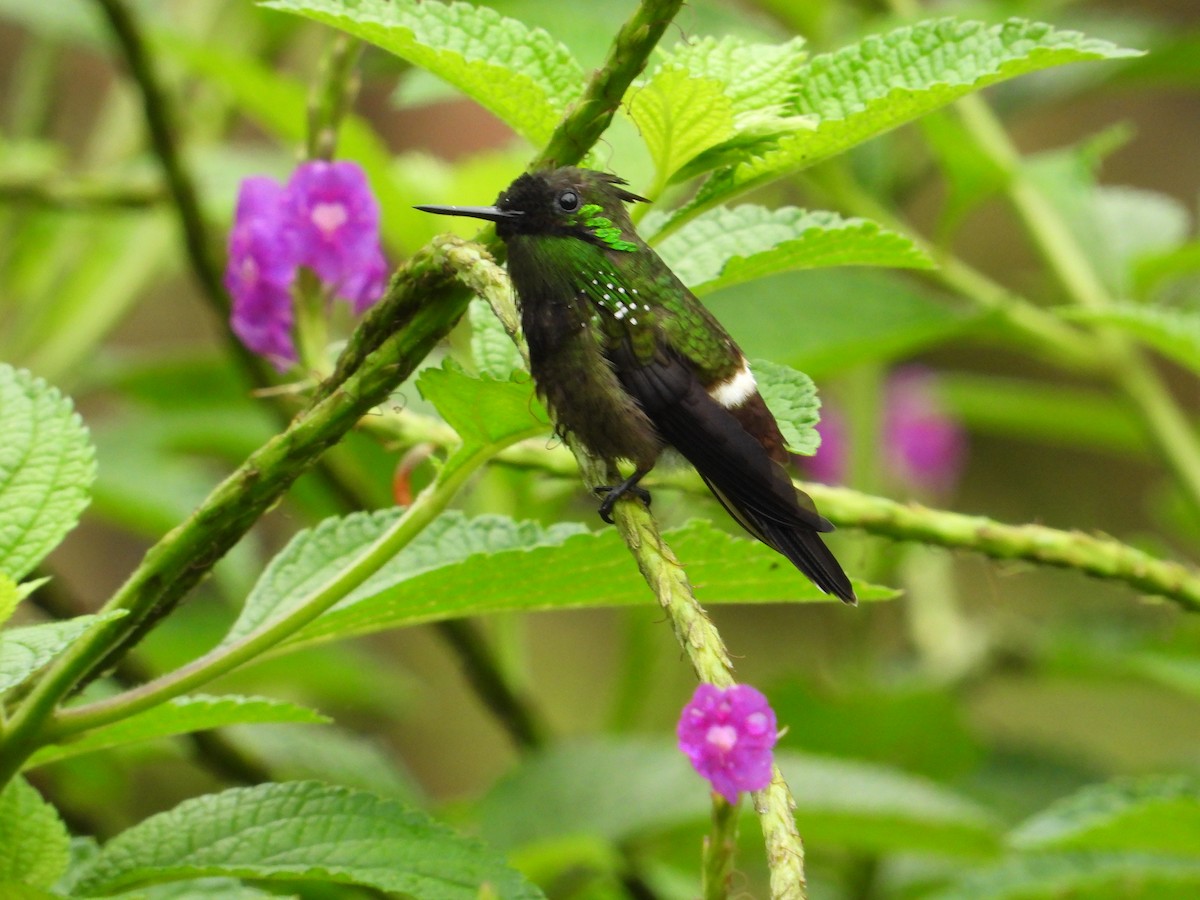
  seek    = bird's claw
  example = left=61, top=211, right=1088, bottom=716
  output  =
left=595, top=483, right=652, bottom=524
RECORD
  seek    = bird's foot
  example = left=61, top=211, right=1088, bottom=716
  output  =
left=595, top=479, right=652, bottom=524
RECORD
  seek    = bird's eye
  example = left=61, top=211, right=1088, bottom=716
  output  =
left=557, top=190, right=580, bottom=212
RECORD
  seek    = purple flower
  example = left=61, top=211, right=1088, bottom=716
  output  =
left=677, top=683, right=777, bottom=803
left=225, top=162, right=387, bottom=369
left=806, top=410, right=847, bottom=486
left=804, top=366, right=966, bottom=495
left=285, top=160, right=384, bottom=305
left=883, top=367, right=966, bottom=495
left=225, top=178, right=300, bottom=368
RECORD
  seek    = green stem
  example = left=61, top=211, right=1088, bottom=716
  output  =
left=0, top=239, right=471, bottom=786
left=702, top=794, right=739, bottom=900
left=952, top=93, right=1200, bottom=520
left=387, top=408, right=1200, bottom=610
left=306, top=32, right=363, bottom=162
left=44, top=437, right=493, bottom=743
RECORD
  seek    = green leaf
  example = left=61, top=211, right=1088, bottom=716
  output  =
left=0, top=885, right=61, bottom=900
left=0, top=610, right=127, bottom=695
left=0, top=776, right=70, bottom=888
left=929, top=853, right=1200, bottom=900
left=0, top=364, right=96, bottom=580
left=666, top=18, right=1141, bottom=228
left=70, top=781, right=544, bottom=899
left=224, top=510, right=585, bottom=644
left=476, top=739, right=997, bottom=856
left=468, top=296, right=525, bottom=380
left=653, top=205, right=932, bottom=295
left=652, top=36, right=817, bottom=183
left=416, top=362, right=547, bottom=452
left=262, top=0, right=582, bottom=146
left=1011, top=775, right=1200, bottom=855
left=1061, top=303, right=1200, bottom=378
left=661, top=34, right=808, bottom=116
left=27, top=694, right=329, bottom=769
left=277, top=515, right=891, bottom=654
left=625, top=68, right=735, bottom=186
left=705, top=269, right=974, bottom=379
left=752, top=359, right=821, bottom=455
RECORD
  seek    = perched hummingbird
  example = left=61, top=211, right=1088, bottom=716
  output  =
left=417, top=167, right=855, bottom=603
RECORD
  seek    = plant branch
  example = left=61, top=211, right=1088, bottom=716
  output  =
left=0, top=237, right=472, bottom=785
left=952, top=96, right=1200, bottom=520
left=313, top=0, right=687, bottom=400
left=43, top=421, right=502, bottom=744
left=387, top=408, right=1200, bottom=610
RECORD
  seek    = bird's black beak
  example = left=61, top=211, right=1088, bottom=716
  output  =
left=414, top=204, right=522, bottom=223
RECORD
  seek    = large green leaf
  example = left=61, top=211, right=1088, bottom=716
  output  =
left=477, top=739, right=998, bottom=856
left=27, top=695, right=329, bottom=769
left=705, top=269, right=974, bottom=379
left=0, top=364, right=95, bottom=580
left=0, top=777, right=70, bottom=888
left=262, top=0, right=583, bottom=146
left=1011, top=776, right=1200, bottom=856
left=665, top=18, right=1140, bottom=229
left=224, top=510, right=584, bottom=644
left=280, top=516, right=891, bottom=653
left=70, top=781, right=543, bottom=899
left=226, top=509, right=890, bottom=655
left=653, top=205, right=931, bottom=295
left=0, top=611, right=126, bottom=696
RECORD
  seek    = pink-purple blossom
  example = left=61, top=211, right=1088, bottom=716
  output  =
left=225, top=161, right=387, bottom=369
left=677, top=683, right=778, bottom=803
left=806, top=366, right=967, bottom=495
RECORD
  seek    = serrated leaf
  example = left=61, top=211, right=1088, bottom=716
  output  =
left=109, top=878, right=285, bottom=899
left=0, top=777, right=70, bottom=888
left=1061, top=303, right=1200, bottom=377
left=654, top=205, right=932, bottom=295
left=70, top=781, right=543, bottom=899
left=280, top=517, right=891, bottom=654
left=929, top=852, right=1200, bottom=900
left=224, top=510, right=585, bottom=644
left=1011, top=775, right=1200, bottom=855
left=416, top=363, right=547, bottom=451
left=0, top=610, right=127, bottom=695
left=665, top=18, right=1140, bottom=229
left=661, top=34, right=808, bottom=116
left=468, top=296, right=525, bottom=380
left=0, top=364, right=96, bottom=580
left=477, top=739, right=997, bottom=856
left=26, top=694, right=329, bottom=769
left=752, top=359, right=821, bottom=455
left=262, top=0, right=582, bottom=146
left=626, top=68, right=735, bottom=185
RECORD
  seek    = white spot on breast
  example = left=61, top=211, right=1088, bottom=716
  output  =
left=708, top=359, right=757, bottom=409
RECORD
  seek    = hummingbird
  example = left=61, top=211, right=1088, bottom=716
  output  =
left=417, top=167, right=855, bottom=603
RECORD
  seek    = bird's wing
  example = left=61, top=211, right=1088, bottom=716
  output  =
left=614, top=346, right=855, bottom=602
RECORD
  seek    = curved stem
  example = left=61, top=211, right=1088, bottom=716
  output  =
left=44, top=436, right=496, bottom=743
